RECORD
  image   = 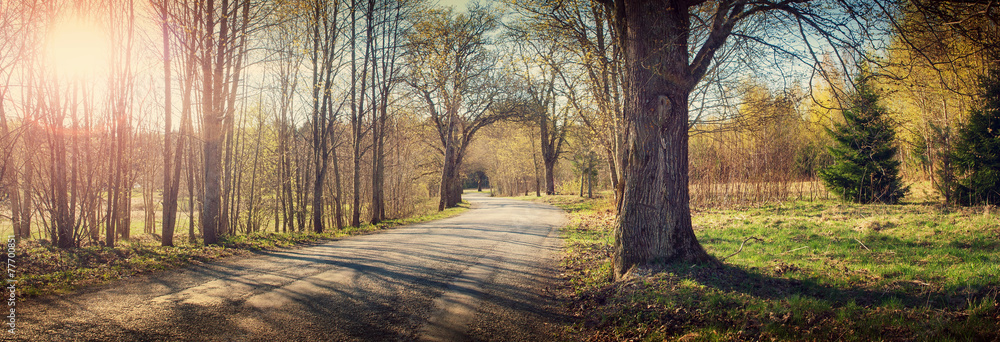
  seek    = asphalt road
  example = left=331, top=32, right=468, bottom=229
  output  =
left=16, top=193, right=569, bottom=341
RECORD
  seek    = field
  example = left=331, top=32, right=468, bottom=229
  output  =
left=538, top=194, right=1000, bottom=341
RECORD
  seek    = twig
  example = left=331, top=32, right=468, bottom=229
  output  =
left=853, top=237, right=871, bottom=251
left=780, top=246, right=808, bottom=255
left=721, top=236, right=764, bottom=262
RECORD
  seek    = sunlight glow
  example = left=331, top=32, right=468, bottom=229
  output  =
left=45, top=16, right=110, bottom=80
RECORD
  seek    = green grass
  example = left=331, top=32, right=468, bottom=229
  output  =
left=7, top=203, right=469, bottom=297
left=531, top=195, right=1000, bottom=341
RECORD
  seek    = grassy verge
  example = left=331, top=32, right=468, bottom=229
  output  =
left=532, top=195, right=1000, bottom=341
left=10, top=203, right=469, bottom=298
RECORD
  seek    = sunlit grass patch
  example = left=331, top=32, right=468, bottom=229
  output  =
left=542, top=196, right=1000, bottom=341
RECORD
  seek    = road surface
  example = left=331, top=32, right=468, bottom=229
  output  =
left=17, top=193, right=569, bottom=341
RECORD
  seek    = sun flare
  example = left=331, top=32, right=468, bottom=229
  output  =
left=45, top=16, right=110, bottom=79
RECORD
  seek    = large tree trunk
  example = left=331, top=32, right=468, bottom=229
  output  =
left=438, top=147, right=456, bottom=211
left=451, top=174, right=462, bottom=206
left=438, top=136, right=465, bottom=210
left=612, top=0, right=709, bottom=278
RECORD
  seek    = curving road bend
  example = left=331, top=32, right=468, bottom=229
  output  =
left=17, top=193, right=569, bottom=341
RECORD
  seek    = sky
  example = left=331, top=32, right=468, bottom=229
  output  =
left=438, top=0, right=472, bottom=11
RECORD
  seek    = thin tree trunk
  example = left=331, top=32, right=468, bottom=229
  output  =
left=187, top=122, right=196, bottom=244
left=219, top=0, right=249, bottom=238
left=370, top=107, right=386, bottom=224
left=531, top=128, right=541, bottom=197
left=332, top=142, right=345, bottom=229
left=52, top=91, right=72, bottom=248
left=588, top=167, right=593, bottom=199
left=348, top=0, right=364, bottom=226
left=200, top=0, right=222, bottom=245
left=0, top=92, right=26, bottom=239
left=17, top=139, right=31, bottom=239
left=160, top=0, right=181, bottom=246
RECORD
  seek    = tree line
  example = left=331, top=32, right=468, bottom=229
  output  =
left=0, top=0, right=541, bottom=248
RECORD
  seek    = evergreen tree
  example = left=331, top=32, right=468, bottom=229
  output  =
left=952, top=67, right=1000, bottom=205
left=820, top=69, right=908, bottom=204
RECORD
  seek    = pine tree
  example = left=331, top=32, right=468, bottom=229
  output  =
left=819, top=69, right=908, bottom=204
left=952, top=67, right=1000, bottom=205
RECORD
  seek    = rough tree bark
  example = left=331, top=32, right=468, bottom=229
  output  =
left=605, top=0, right=742, bottom=277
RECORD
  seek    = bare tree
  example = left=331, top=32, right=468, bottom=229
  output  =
left=368, top=0, right=410, bottom=224
left=265, top=1, right=306, bottom=233
left=309, top=0, right=342, bottom=233
left=348, top=0, right=370, bottom=227
left=405, top=4, right=517, bottom=210
left=196, top=0, right=253, bottom=244
left=587, top=0, right=891, bottom=277
left=0, top=0, right=37, bottom=240
left=505, top=25, right=573, bottom=195
left=158, top=0, right=186, bottom=246
left=505, top=0, right=627, bottom=205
